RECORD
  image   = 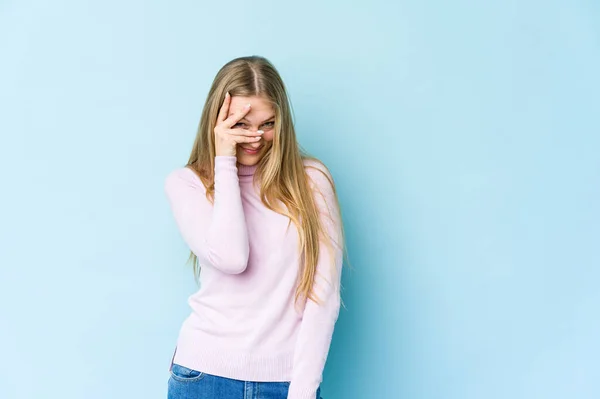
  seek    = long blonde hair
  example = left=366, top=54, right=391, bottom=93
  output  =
left=185, top=55, right=346, bottom=308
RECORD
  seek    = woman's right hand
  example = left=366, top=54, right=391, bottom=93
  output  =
left=214, top=92, right=263, bottom=157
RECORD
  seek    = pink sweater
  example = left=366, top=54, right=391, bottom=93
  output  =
left=164, top=155, right=343, bottom=399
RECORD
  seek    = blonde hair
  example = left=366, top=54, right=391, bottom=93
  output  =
left=185, top=55, right=346, bottom=308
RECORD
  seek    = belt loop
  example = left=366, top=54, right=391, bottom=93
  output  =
left=244, top=381, right=253, bottom=399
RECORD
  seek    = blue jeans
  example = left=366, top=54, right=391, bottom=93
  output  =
left=168, top=363, right=323, bottom=399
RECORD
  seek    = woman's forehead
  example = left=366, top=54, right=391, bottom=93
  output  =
left=228, top=95, right=275, bottom=122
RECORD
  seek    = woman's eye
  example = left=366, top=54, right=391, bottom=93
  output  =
left=262, top=122, right=274, bottom=128
left=233, top=123, right=245, bottom=128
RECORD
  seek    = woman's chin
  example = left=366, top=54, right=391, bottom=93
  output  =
left=236, top=155, right=260, bottom=166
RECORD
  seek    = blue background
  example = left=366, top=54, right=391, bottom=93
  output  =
left=1, top=1, right=598, bottom=398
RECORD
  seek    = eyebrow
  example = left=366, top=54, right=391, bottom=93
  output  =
left=229, top=114, right=275, bottom=124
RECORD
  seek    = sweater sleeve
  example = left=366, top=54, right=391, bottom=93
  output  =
left=164, top=156, right=250, bottom=274
left=287, top=161, right=344, bottom=399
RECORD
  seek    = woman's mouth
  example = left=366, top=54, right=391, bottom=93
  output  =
left=242, top=146, right=262, bottom=155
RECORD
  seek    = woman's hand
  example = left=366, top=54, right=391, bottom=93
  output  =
left=214, top=92, right=263, bottom=157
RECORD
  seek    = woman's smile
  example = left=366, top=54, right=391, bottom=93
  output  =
left=241, top=146, right=263, bottom=155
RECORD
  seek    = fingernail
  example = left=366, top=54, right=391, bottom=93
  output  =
left=257, top=130, right=264, bottom=134
left=225, top=91, right=229, bottom=97
left=245, top=103, right=251, bottom=108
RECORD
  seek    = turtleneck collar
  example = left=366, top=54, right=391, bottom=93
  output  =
left=237, top=162, right=258, bottom=177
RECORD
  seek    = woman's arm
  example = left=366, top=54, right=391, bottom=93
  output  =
left=164, top=155, right=250, bottom=274
left=288, top=161, right=344, bottom=399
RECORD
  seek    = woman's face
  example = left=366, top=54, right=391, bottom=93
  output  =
left=227, top=95, right=276, bottom=166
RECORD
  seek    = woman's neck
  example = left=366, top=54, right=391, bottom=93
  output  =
left=237, top=162, right=258, bottom=177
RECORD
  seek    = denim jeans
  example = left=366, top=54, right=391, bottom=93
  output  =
left=168, top=363, right=323, bottom=399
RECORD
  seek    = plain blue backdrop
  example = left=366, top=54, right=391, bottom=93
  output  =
left=1, top=1, right=598, bottom=398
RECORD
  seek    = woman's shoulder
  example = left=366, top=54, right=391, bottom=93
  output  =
left=302, top=157, right=335, bottom=191
left=302, top=157, right=331, bottom=174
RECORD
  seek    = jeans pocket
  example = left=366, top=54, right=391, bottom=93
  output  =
left=170, top=363, right=206, bottom=382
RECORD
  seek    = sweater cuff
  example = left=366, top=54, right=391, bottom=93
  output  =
left=214, top=156, right=239, bottom=183
left=214, top=156, right=238, bottom=173
left=287, top=385, right=318, bottom=399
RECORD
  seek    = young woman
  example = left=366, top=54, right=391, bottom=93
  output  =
left=164, top=55, right=345, bottom=399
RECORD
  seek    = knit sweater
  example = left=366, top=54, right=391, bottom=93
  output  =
left=164, top=155, right=343, bottom=399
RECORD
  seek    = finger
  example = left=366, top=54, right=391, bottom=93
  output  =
left=222, top=103, right=252, bottom=128
left=226, top=128, right=264, bottom=137
left=232, top=135, right=263, bottom=144
left=216, top=91, right=231, bottom=122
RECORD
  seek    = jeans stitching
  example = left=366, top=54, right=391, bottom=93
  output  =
left=169, top=364, right=206, bottom=383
